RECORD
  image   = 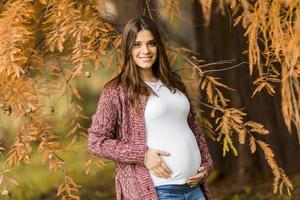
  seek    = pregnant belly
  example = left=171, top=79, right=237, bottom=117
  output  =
left=147, top=133, right=202, bottom=185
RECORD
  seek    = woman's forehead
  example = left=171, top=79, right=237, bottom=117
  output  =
left=135, top=30, right=154, bottom=42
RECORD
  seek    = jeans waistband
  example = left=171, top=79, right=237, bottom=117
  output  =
left=155, top=183, right=196, bottom=192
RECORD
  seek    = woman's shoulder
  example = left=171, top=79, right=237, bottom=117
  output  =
left=102, top=79, right=126, bottom=98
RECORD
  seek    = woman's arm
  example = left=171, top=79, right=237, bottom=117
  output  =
left=187, top=105, right=213, bottom=179
left=88, top=86, right=147, bottom=165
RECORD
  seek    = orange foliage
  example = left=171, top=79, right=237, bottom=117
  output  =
left=0, top=0, right=296, bottom=199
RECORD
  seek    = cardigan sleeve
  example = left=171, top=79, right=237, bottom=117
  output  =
left=87, top=86, right=147, bottom=165
left=187, top=103, right=213, bottom=180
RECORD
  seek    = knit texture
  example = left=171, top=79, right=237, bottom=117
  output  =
left=88, top=83, right=213, bottom=200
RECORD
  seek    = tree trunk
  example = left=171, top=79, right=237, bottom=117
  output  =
left=192, top=0, right=300, bottom=177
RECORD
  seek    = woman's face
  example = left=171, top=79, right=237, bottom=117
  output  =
left=131, top=29, right=158, bottom=70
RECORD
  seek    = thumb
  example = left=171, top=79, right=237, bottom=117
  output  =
left=155, top=149, right=170, bottom=156
left=198, top=166, right=206, bottom=172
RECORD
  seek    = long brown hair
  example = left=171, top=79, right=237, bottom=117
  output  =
left=108, top=17, right=186, bottom=109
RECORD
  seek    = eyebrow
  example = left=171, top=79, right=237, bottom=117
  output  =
left=134, top=39, right=155, bottom=43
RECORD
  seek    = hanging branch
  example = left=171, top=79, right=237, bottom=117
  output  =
left=166, top=43, right=293, bottom=195
left=216, top=0, right=300, bottom=142
left=0, top=0, right=297, bottom=199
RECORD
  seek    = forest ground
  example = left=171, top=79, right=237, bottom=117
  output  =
left=9, top=155, right=298, bottom=200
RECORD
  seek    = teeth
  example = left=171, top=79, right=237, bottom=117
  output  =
left=140, top=57, right=151, bottom=61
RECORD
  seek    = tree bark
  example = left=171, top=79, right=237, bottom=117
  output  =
left=192, top=0, right=300, bottom=177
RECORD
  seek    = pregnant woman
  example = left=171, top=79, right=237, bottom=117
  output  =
left=88, top=17, right=213, bottom=200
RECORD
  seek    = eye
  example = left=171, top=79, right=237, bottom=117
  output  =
left=133, top=42, right=141, bottom=47
left=148, top=41, right=156, bottom=47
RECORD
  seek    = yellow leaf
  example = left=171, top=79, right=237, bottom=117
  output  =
left=252, top=82, right=266, bottom=97
left=206, top=81, right=213, bottom=103
left=250, top=128, right=269, bottom=135
left=207, top=76, right=235, bottom=91
left=85, top=167, right=91, bottom=176
left=66, top=135, right=78, bottom=150
left=249, top=136, right=256, bottom=153
left=5, top=176, right=19, bottom=186
left=238, top=129, right=246, bottom=144
left=201, top=78, right=208, bottom=90
left=85, top=159, right=92, bottom=167
left=222, top=137, right=229, bottom=157
left=226, top=134, right=238, bottom=156
left=67, top=126, right=78, bottom=137
left=265, top=83, right=276, bottom=95
left=70, top=85, right=83, bottom=100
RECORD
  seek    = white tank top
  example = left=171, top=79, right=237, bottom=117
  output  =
left=144, top=80, right=201, bottom=186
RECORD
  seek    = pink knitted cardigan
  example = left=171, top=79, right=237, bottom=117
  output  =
left=88, top=83, right=213, bottom=200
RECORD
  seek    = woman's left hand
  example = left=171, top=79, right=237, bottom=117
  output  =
left=186, top=166, right=207, bottom=187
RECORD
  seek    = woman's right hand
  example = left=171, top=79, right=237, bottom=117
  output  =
left=144, top=148, right=172, bottom=179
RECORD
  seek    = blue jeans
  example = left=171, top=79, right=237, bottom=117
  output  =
left=155, top=184, right=206, bottom=200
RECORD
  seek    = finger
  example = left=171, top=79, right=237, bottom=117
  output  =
left=188, top=172, right=206, bottom=180
left=153, top=168, right=165, bottom=178
left=189, top=171, right=207, bottom=179
left=187, top=177, right=201, bottom=183
left=187, top=179, right=201, bottom=186
left=160, top=161, right=173, bottom=175
left=151, top=169, right=160, bottom=177
left=152, top=168, right=167, bottom=178
left=157, top=166, right=171, bottom=178
left=188, top=175, right=204, bottom=182
left=188, top=174, right=201, bottom=180
left=198, top=166, right=206, bottom=172
left=155, top=150, right=170, bottom=156
left=186, top=180, right=198, bottom=187
left=187, top=179, right=200, bottom=184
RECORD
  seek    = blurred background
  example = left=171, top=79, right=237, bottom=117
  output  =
left=0, top=0, right=299, bottom=199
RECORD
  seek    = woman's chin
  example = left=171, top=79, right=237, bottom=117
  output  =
left=138, top=65, right=153, bottom=69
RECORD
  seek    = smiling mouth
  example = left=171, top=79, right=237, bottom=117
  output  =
left=139, top=57, right=152, bottom=61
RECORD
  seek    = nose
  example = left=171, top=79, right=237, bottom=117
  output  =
left=141, top=44, right=150, bottom=54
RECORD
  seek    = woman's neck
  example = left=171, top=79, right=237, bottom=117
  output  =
left=139, top=68, right=158, bottom=82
